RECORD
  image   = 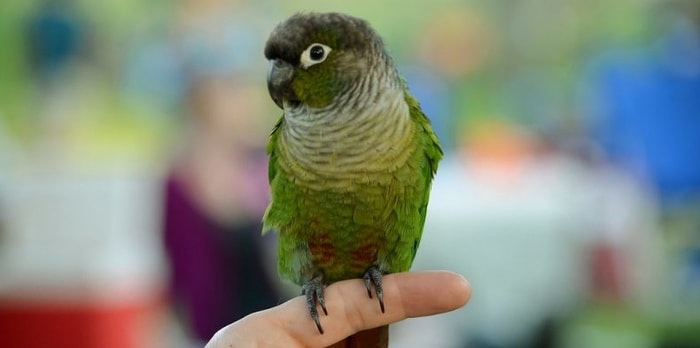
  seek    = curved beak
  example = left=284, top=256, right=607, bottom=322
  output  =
left=267, top=59, right=296, bottom=109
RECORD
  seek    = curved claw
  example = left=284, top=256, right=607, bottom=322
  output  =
left=363, top=266, right=385, bottom=313
left=302, top=275, right=327, bottom=334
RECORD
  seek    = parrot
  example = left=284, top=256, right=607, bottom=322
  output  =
left=262, top=12, right=442, bottom=348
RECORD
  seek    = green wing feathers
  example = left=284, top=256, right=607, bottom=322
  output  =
left=262, top=115, right=284, bottom=235
left=406, top=92, right=443, bottom=263
left=266, top=116, right=284, bottom=183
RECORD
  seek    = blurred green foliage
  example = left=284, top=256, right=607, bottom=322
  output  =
left=0, top=0, right=661, bottom=158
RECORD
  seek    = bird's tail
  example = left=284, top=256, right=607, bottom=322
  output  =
left=328, top=325, right=389, bottom=348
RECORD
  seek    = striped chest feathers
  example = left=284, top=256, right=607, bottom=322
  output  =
left=277, top=88, right=416, bottom=188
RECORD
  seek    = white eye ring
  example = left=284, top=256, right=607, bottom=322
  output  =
left=300, top=43, right=332, bottom=69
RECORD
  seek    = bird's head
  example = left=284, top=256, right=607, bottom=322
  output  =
left=264, top=12, right=388, bottom=110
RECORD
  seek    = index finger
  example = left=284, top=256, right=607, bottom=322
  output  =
left=270, top=271, right=471, bottom=347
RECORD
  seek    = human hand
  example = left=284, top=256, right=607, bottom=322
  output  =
left=204, top=271, right=471, bottom=348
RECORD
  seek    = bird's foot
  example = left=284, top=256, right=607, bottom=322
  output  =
left=301, top=274, right=327, bottom=334
left=363, top=266, right=385, bottom=313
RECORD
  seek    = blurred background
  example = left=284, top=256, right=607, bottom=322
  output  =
left=0, top=0, right=698, bottom=347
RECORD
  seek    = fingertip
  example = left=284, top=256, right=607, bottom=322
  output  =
left=421, top=271, right=472, bottom=312
left=443, top=271, right=472, bottom=309
left=394, top=271, right=471, bottom=317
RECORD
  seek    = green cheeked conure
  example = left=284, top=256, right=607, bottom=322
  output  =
left=263, top=12, right=442, bottom=347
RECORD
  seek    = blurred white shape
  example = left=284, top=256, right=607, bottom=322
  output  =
left=391, top=153, right=659, bottom=347
left=0, top=170, right=166, bottom=303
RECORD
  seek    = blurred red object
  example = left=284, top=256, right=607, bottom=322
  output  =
left=589, top=242, right=625, bottom=302
left=0, top=297, right=164, bottom=348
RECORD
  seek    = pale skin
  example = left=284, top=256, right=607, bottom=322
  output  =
left=205, top=271, right=471, bottom=348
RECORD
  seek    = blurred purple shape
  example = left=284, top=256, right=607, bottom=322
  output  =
left=162, top=174, right=279, bottom=341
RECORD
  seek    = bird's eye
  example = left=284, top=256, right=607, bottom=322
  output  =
left=300, top=43, right=332, bottom=69
left=310, top=45, right=325, bottom=60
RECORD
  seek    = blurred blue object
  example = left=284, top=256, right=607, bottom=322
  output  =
left=582, top=20, right=700, bottom=202
left=122, top=40, right=186, bottom=108
left=403, top=66, right=452, bottom=151
left=26, top=0, right=84, bottom=79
